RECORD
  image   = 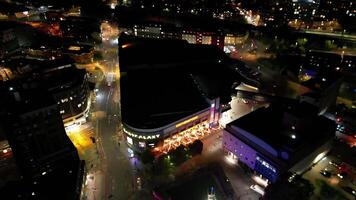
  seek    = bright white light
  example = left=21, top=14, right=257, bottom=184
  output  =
left=291, top=134, right=296, bottom=139
left=313, top=151, right=327, bottom=164
left=225, top=155, right=237, bottom=165
left=127, top=136, right=133, bottom=145
left=42, top=171, right=47, bottom=176
left=110, top=38, right=119, bottom=45
left=252, top=175, right=268, bottom=187
left=96, top=93, right=102, bottom=100
left=250, top=184, right=265, bottom=195
left=2, top=149, right=8, bottom=154
left=65, top=124, right=80, bottom=133
left=23, top=11, right=29, bottom=15
left=110, top=3, right=116, bottom=9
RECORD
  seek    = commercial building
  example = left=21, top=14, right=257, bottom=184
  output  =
left=59, top=16, right=101, bottom=44
left=223, top=101, right=335, bottom=183
left=0, top=21, right=20, bottom=58
left=131, top=22, right=252, bottom=50
left=119, top=35, right=240, bottom=152
left=0, top=21, right=36, bottom=59
left=133, top=23, right=162, bottom=39
left=0, top=57, right=91, bottom=129
left=0, top=86, right=84, bottom=199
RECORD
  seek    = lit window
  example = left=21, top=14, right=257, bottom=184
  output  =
left=60, top=110, right=65, bottom=114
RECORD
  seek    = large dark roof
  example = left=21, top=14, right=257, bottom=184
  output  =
left=120, top=36, right=240, bottom=129
left=0, top=57, right=86, bottom=113
left=119, top=35, right=227, bottom=72
left=121, top=71, right=209, bottom=129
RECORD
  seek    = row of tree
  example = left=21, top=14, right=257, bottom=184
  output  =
left=138, top=140, right=204, bottom=165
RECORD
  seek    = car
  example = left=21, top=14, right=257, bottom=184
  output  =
left=341, top=186, right=356, bottom=197
left=136, top=177, right=142, bottom=190
left=329, top=160, right=342, bottom=168
left=337, top=172, right=348, bottom=179
left=250, top=184, right=265, bottom=195
left=320, top=170, right=332, bottom=178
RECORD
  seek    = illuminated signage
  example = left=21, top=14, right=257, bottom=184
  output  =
left=175, top=116, right=199, bottom=128
left=123, top=128, right=160, bottom=140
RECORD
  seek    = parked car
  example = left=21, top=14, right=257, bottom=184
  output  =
left=320, top=170, right=332, bottom=178
left=341, top=186, right=356, bottom=197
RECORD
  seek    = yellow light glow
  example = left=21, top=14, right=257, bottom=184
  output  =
left=68, top=46, right=81, bottom=51
left=121, top=44, right=131, bottom=49
left=175, top=116, right=199, bottom=128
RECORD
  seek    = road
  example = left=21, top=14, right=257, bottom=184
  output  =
left=79, top=21, right=141, bottom=200
left=301, top=30, right=356, bottom=42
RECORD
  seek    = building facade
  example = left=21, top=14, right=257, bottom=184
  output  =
left=223, top=102, right=335, bottom=183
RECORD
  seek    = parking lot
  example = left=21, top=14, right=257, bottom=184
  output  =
left=303, top=147, right=356, bottom=199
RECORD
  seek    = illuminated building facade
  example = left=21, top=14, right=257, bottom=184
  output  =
left=0, top=87, right=84, bottom=199
left=119, top=36, right=239, bottom=152
left=0, top=57, right=91, bottom=129
left=223, top=101, right=335, bottom=183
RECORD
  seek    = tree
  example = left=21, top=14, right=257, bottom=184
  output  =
left=316, top=179, right=347, bottom=200
left=188, top=140, right=203, bottom=155
left=139, top=149, right=155, bottom=165
left=324, top=40, right=337, bottom=50
left=264, top=175, right=314, bottom=200
left=171, top=145, right=189, bottom=165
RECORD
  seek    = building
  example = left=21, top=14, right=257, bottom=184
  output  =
left=133, top=23, right=162, bottom=39
left=59, top=16, right=101, bottom=44
left=0, top=21, right=20, bottom=58
left=119, top=35, right=240, bottom=152
left=0, top=86, right=84, bottom=200
left=181, top=29, right=225, bottom=49
left=1, top=57, right=91, bottom=129
left=0, top=21, right=36, bottom=59
left=132, top=23, right=229, bottom=49
left=223, top=101, right=335, bottom=183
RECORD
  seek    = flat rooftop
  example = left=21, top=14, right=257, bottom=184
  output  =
left=227, top=101, right=335, bottom=154
left=120, top=36, right=240, bottom=129
left=121, top=71, right=209, bottom=129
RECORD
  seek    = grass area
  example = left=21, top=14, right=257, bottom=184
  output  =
left=166, top=173, right=224, bottom=200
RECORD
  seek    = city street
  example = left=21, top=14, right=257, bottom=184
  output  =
left=73, top=21, right=140, bottom=200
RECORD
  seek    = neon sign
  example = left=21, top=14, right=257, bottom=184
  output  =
left=123, top=128, right=160, bottom=140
